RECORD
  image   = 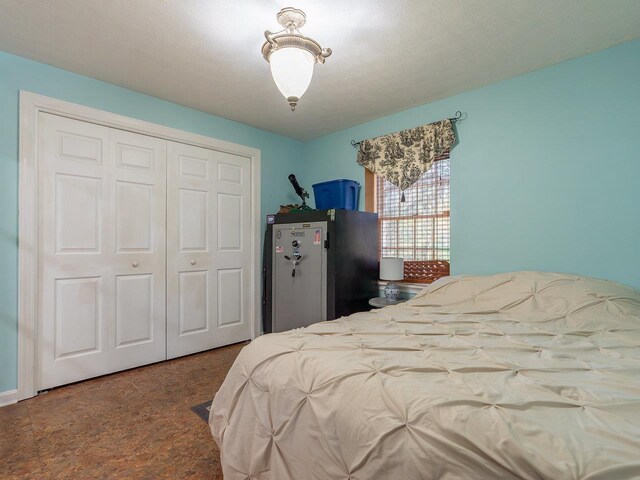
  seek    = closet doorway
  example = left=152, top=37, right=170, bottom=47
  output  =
left=18, top=92, right=261, bottom=398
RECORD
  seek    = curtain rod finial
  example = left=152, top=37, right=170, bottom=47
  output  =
left=450, top=111, right=463, bottom=123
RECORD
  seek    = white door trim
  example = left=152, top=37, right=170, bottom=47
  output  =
left=18, top=91, right=262, bottom=401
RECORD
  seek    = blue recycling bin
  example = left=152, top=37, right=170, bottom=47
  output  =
left=312, top=179, right=361, bottom=210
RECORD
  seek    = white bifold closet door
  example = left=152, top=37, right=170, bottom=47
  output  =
left=166, top=142, right=252, bottom=358
left=38, top=114, right=167, bottom=389
left=37, top=113, right=253, bottom=390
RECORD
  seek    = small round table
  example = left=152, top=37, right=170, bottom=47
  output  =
left=369, top=296, right=404, bottom=308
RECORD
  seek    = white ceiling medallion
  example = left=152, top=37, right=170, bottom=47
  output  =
left=262, top=7, right=332, bottom=111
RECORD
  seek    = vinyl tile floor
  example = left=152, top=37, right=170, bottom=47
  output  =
left=0, top=342, right=246, bottom=479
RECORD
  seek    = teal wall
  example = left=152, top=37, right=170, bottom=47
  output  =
left=2, top=39, right=640, bottom=394
left=302, top=39, right=640, bottom=291
left=0, top=51, right=304, bottom=393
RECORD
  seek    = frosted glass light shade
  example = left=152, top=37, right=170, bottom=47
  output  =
left=380, top=257, right=404, bottom=281
left=269, top=47, right=315, bottom=101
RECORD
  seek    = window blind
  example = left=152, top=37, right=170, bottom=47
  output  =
left=376, top=156, right=451, bottom=283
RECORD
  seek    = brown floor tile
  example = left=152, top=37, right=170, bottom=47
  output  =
left=0, top=402, right=31, bottom=429
left=38, top=437, right=122, bottom=479
left=0, top=458, right=43, bottom=480
left=0, top=423, right=39, bottom=464
left=0, top=342, right=245, bottom=479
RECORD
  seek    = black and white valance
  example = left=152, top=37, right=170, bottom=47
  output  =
left=356, top=119, right=456, bottom=191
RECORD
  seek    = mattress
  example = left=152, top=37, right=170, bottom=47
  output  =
left=210, top=272, right=640, bottom=479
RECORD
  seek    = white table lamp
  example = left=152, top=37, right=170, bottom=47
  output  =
left=380, top=257, right=404, bottom=302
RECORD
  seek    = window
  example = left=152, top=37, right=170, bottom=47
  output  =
left=372, top=156, right=450, bottom=283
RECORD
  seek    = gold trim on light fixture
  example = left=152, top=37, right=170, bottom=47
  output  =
left=262, top=7, right=332, bottom=111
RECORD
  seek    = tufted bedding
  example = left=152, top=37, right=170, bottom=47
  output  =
left=210, top=272, right=640, bottom=479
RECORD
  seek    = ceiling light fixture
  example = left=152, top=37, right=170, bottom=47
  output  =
left=262, top=7, right=332, bottom=111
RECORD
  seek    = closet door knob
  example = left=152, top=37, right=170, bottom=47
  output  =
left=190, top=259, right=196, bottom=265
left=132, top=261, right=139, bottom=268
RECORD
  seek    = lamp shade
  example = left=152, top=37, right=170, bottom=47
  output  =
left=269, top=47, right=315, bottom=102
left=380, top=257, right=404, bottom=281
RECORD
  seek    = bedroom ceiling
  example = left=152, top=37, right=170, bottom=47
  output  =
left=0, top=0, right=639, bottom=141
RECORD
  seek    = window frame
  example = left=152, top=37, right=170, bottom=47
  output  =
left=365, top=156, right=451, bottom=284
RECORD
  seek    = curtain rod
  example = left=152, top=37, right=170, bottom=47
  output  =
left=350, top=111, right=462, bottom=148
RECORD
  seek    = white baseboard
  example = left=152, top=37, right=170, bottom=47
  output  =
left=0, top=389, right=18, bottom=407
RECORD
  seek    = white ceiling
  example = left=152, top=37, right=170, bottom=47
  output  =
left=1, top=0, right=639, bottom=141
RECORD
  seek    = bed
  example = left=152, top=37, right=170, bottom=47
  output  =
left=210, top=272, right=640, bottom=479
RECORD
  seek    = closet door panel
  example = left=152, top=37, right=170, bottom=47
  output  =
left=179, top=188, right=209, bottom=251
left=211, top=150, right=252, bottom=346
left=39, top=113, right=111, bottom=389
left=217, top=268, right=242, bottom=327
left=55, top=173, right=102, bottom=253
left=217, top=193, right=242, bottom=251
left=115, top=274, right=153, bottom=347
left=167, top=142, right=252, bottom=358
left=115, top=181, right=153, bottom=252
left=179, top=270, right=209, bottom=334
left=109, top=129, right=167, bottom=371
left=167, top=143, right=216, bottom=357
left=38, top=116, right=167, bottom=390
left=54, top=277, right=102, bottom=358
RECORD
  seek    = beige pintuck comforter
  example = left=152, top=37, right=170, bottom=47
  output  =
left=210, top=272, right=640, bottom=480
